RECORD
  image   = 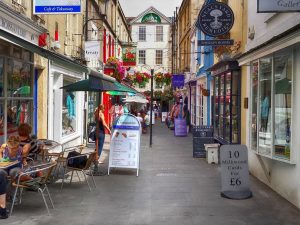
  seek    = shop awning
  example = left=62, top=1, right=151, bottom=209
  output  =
left=0, top=28, right=87, bottom=72
left=60, top=76, right=136, bottom=94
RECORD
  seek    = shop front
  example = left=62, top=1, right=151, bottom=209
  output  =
left=48, top=63, right=85, bottom=147
left=0, top=1, right=47, bottom=143
left=238, top=26, right=300, bottom=208
left=209, top=60, right=241, bottom=145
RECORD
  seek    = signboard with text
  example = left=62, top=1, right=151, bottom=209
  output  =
left=196, top=2, right=234, bottom=37
left=220, top=145, right=252, bottom=199
left=85, top=41, right=100, bottom=60
left=257, top=0, right=300, bottom=12
left=198, top=39, right=234, bottom=46
left=172, top=74, right=185, bottom=89
left=108, top=114, right=141, bottom=176
left=33, top=0, right=81, bottom=14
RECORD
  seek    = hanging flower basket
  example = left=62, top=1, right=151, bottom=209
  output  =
left=164, top=73, right=172, bottom=86
left=104, top=57, right=125, bottom=82
left=132, top=71, right=151, bottom=87
left=202, top=89, right=210, bottom=96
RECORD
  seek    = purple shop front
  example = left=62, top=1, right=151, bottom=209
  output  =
left=174, top=118, right=187, bottom=137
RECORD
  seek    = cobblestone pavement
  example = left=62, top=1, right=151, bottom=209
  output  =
left=4, top=121, right=300, bottom=225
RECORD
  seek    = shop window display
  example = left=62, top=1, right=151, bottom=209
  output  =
left=250, top=61, right=258, bottom=150
left=0, top=57, right=4, bottom=97
left=274, top=51, right=292, bottom=159
left=258, top=57, right=272, bottom=156
left=250, top=50, right=293, bottom=161
left=213, top=69, right=240, bottom=144
left=7, top=59, right=32, bottom=97
left=62, top=80, right=77, bottom=137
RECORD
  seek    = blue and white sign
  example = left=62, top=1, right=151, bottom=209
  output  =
left=108, top=114, right=141, bottom=176
left=33, top=0, right=81, bottom=14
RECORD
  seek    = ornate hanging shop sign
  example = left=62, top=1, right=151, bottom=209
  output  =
left=196, top=2, right=234, bottom=37
left=257, top=0, right=300, bottom=12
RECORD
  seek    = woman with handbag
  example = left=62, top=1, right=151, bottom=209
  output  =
left=94, top=104, right=111, bottom=164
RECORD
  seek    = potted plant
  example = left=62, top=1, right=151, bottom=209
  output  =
left=164, top=73, right=172, bottom=86
left=104, top=57, right=125, bottom=82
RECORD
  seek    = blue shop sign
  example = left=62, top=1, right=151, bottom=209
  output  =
left=196, top=2, right=234, bottom=37
left=33, top=0, right=81, bottom=14
left=172, top=74, right=185, bottom=89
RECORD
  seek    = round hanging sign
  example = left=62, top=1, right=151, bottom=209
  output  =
left=197, top=2, right=234, bottom=37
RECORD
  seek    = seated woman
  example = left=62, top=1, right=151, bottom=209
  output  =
left=0, top=174, right=8, bottom=219
left=0, top=136, right=25, bottom=199
left=18, top=123, right=39, bottom=160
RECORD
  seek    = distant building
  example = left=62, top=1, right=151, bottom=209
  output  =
left=129, top=7, right=172, bottom=94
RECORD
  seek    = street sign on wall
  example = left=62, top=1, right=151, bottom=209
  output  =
left=257, top=0, right=300, bottom=12
left=33, top=0, right=81, bottom=14
left=196, top=2, right=234, bottom=37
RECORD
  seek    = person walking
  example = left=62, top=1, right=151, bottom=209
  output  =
left=94, top=104, right=111, bottom=164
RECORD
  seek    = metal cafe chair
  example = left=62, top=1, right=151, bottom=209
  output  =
left=10, top=162, right=57, bottom=216
left=61, top=151, right=97, bottom=191
left=55, top=145, right=85, bottom=179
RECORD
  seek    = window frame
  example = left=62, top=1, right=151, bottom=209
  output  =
left=138, top=50, right=146, bottom=65
left=156, top=26, right=163, bottom=42
left=155, top=50, right=163, bottom=65
left=249, top=49, right=294, bottom=163
left=138, top=26, right=146, bottom=41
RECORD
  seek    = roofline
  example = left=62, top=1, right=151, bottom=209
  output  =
left=129, top=6, right=172, bottom=25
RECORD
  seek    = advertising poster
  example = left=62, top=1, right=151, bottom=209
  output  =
left=108, top=114, right=141, bottom=176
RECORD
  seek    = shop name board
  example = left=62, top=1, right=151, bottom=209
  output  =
left=172, top=74, right=185, bottom=89
left=141, top=13, right=161, bottom=23
left=122, top=46, right=137, bottom=67
left=0, top=16, right=39, bottom=45
left=85, top=41, right=100, bottom=60
left=198, top=39, right=234, bottom=46
left=196, top=2, right=234, bottom=37
left=33, top=0, right=81, bottom=14
left=258, top=0, right=300, bottom=12
left=220, top=145, right=252, bottom=199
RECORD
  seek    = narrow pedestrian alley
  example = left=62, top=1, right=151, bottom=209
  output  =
left=5, top=122, right=300, bottom=225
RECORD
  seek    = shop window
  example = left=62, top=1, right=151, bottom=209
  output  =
left=62, top=80, right=77, bottom=137
left=250, top=50, right=293, bottom=161
left=274, top=51, right=292, bottom=160
left=250, top=61, right=258, bottom=150
left=7, top=99, right=33, bottom=136
left=0, top=101, right=4, bottom=143
left=258, top=57, right=272, bottom=157
left=7, top=59, right=32, bottom=98
left=0, top=57, right=4, bottom=97
left=213, top=70, right=240, bottom=144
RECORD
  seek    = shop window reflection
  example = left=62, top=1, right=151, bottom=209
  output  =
left=251, top=61, right=258, bottom=150
left=258, top=57, right=272, bottom=156
left=0, top=57, right=4, bottom=97
left=62, top=79, right=77, bottom=137
left=274, top=51, right=292, bottom=160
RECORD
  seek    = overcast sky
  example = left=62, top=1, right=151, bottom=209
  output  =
left=119, top=0, right=183, bottom=17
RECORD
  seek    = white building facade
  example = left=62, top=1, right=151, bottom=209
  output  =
left=238, top=1, right=300, bottom=208
left=129, top=7, right=171, bottom=93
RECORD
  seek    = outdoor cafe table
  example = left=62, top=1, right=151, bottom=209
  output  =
left=0, top=160, right=19, bottom=169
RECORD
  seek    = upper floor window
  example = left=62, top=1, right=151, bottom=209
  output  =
left=156, top=26, right=163, bottom=42
left=139, top=26, right=146, bottom=41
left=138, top=50, right=146, bottom=65
left=155, top=50, right=163, bottom=65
